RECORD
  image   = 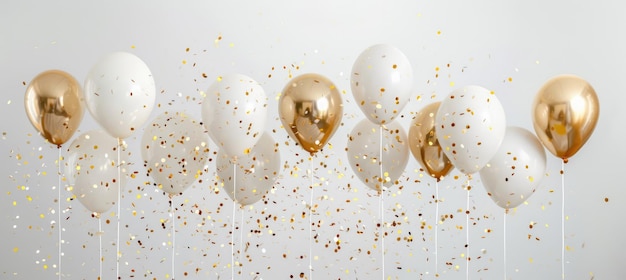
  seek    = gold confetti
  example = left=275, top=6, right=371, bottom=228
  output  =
left=554, top=124, right=567, bottom=135
left=214, top=34, right=222, bottom=46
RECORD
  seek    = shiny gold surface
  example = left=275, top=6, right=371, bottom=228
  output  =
left=24, top=70, right=84, bottom=146
left=279, top=73, right=343, bottom=154
left=409, top=102, right=453, bottom=181
left=532, top=74, right=599, bottom=161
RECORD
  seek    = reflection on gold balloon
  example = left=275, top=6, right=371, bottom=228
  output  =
left=409, top=102, right=453, bottom=181
left=24, top=70, right=84, bottom=147
left=279, top=74, right=343, bottom=154
left=532, top=74, right=599, bottom=162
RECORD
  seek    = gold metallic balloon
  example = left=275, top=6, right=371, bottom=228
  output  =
left=532, top=74, right=599, bottom=162
left=25, top=70, right=85, bottom=147
left=409, top=102, right=453, bottom=181
left=279, top=73, right=343, bottom=154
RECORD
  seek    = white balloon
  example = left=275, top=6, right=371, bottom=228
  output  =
left=351, top=44, right=413, bottom=125
left=435, top=85, right=506, bottom=174
left=202, top=74, right=268, bottom=158
left=84, top=52, right=156, bottom=139
left=141, top=112, right=209, bottom=196
left=479, top=127, right=547, bottom=209
left=347, top=119, right=409, bottom=192
left=217, top=133, right=281, bottom=206
left=65, top=130, right=129, bottom=214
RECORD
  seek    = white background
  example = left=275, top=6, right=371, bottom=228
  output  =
left=2, top=0, right=624, bottom=279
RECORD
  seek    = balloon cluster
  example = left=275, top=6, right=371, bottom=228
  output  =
left=347, top=44, right=413, bottom=192
left=23, top=46, right=600, bottom=214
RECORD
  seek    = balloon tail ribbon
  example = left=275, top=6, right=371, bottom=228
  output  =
left=170, top=198, right=176, bottom=280
left=435, top=181, right=439, bottom=278
left=309, top=156, right=314, bottom=280
left=379, top=126, right=385, bottom=280
left=561, top=160, right=565, bottom=280
left=504, top=209, right=508, bottom=280
left=466, top=177, right=470, bottom=280
left=231, top=162, right=237, bottom=279
left=116, top=138, right=121, bottom=280
left=57, top=147, right=62, bottom=280
left=240, top=205, right=244, bottom=278
left=98, top=216, right=103, bottom=280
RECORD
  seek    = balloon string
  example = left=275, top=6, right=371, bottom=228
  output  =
left=57, top=147, right=62, bottom=280
left=466, top=179, right=470, bottom=280
left=171, top=198, right=175, bottom=280
left=379, top=126, right=385, bottom=280
left=309, top=157, right=314, bottom=280
left=435, top=181, right=439, bottom=278
left=561, top=160, right=565, bottom=280
left=231, top=162, right=236, bottom=280
left=116, top=138, right=121, bottom=280
left=240, top=206, right=244, bottom=278
left=99, top=217, right=102, bottom=280
left=502, top=209, right=509, bottom=280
